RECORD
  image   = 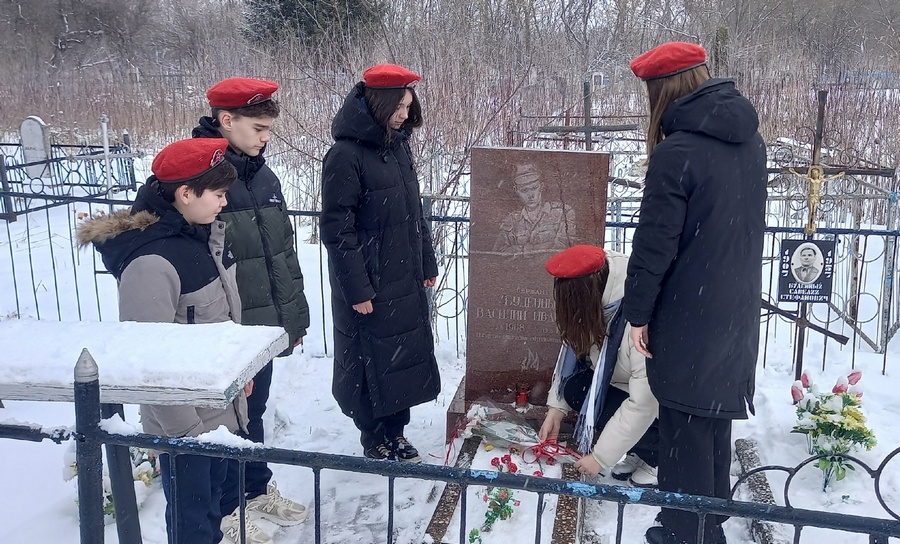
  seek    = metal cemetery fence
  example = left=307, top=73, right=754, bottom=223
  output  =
left=2, top=352, right=900, bottom=543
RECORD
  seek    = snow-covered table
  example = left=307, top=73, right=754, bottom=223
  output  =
left=0, top=319, right=289, bottom=544
left=0, top=320, right=288, bottom=408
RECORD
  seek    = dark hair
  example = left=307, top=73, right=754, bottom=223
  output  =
left=211, top=99, right=281, bottom=122
left=363, top=85, right=423, bottom=144
left=645, top=64, right=710, bottom=156
left=157, top=160, right=238, bottom=203
left=553, top=262, right=611, bottom=359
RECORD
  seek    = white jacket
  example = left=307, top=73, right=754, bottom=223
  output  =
left=546, top=250, right=659, bottom=469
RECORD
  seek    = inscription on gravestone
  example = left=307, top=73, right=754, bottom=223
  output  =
left=20, top=116, right=51, bottom=180
left=459, top=147, right=609, bottom=416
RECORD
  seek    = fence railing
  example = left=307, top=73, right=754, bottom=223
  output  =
left=2, top=353, right=900, bottom=543
left=1, top=189, right=899, bottom=369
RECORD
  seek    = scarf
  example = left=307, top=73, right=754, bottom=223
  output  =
left=551, top=299, right=627, bottom=454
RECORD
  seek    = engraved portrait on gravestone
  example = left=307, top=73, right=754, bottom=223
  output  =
left=492, top=163, right=575, bottom=255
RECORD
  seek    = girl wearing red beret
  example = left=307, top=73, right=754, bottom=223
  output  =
left=320, top=64, right=440, bottom=462
left=538, top=246, right=660, bottom=488
left=624, top=42, right=768, bottom=544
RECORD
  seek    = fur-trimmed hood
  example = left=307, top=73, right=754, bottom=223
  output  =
left=76, top=182, right=208, bottom=280
left=76, top=209, right=159, bottom=248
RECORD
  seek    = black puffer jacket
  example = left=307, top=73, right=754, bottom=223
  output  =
left=193, top=118, right=310, bottom=352
left=321, top=82, right=440, bottom=419
left=622, top=78, right=768, bottom=419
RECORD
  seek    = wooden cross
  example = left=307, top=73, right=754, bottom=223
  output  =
left=538, top=80, right=638, bottom=151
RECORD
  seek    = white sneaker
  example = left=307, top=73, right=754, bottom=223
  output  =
left=246, top=481, right=309, bottom=526
left=220, top=509, right=273, bottom=544
left=611, top=453, right=642, bottom=481
left=628, top=460, right=658, bottom=488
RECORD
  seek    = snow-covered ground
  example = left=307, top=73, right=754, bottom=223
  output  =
left=2, top=157, right=900, bottom=543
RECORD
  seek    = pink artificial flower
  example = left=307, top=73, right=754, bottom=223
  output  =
left=856, top=391, right=864, bottom=398
left=514, top=500, right=521, bottom=507
left=833, top=376, right=849, bottom=394
left=499, top=490, right=508, bottom=501
left=800, top=372, right=811, bottom=388
left=848, top=369, right=862, bottom=386
left=508, top=463, right=518, bottom=473
left=483, top=493, right=489, bottom=502
left=533, top=470, right=543, bottom=477
left=491, top=457, right=501, bottom=467
left=791, top=382, right=804, bottom=403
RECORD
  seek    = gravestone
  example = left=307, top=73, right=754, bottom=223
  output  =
left=447, top=147, right=609, bottom=435
left=20, top=116, right=52, bottom=180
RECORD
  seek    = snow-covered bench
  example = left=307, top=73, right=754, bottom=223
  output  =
left=0, top=319, right=287, bottom=407
left=0, top=319, right=288, bottom=544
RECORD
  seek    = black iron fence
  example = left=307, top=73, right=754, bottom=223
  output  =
left=2, top=353, right=900, bottom=543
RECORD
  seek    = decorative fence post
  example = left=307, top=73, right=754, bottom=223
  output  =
left=74, top=348, right=104, bottom=544
left=0, top=154, right=15, bottom=222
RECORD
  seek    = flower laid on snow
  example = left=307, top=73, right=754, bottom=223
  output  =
left=470, top=449, right=524, bottom=543
left=65, top=441, right=160, bottom=518
left=791, top=370, right=876, bottom=490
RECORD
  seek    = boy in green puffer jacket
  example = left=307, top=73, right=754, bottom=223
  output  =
left=192, top=77, right=310, bottom=543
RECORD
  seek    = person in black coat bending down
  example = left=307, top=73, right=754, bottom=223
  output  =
left=623, top=42, right=768, bottom=544
left=321, top=63, right=440, bottom=462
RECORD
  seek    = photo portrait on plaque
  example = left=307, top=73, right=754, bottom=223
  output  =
left=778, top=239, right=835, bottom=303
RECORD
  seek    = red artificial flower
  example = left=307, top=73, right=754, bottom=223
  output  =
left=546, top=457, right=557, bottom=466
left=501, top=454, right=511, bottom=464
left=533, top=470, right=543, bottom=477
left=508, top=463, right=518, bottom=473
left=848, top=369, right=862, bottom=386
left=491, top=457, right=501, bottom=467
left=800, top=371, right=811, bottom=388
left=791, top=382, right=804, bottom=403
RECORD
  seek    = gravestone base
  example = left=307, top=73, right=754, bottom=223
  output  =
left=445, top=378, right=555, bottom=443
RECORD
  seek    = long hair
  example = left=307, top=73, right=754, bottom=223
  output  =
left=363, top=85, right=423, bottom=146
left=553, top=262, right=610, bottom=359
left=645, top=65, right=710, bottom=156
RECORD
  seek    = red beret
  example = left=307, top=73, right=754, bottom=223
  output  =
left=152, top=138, right=229, bottom=183
left=363, top=64, right=421, bottom=89
left=207, top=77, right=279, bottom=108
left=545, top=245, right=607, bottom=279
left=630, top=42, right=707, bottom=81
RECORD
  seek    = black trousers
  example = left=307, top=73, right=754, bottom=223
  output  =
left=562, top=373, right=660, bottom=467
left=658, top=405, right=732, bottom=543
left=160, top=453, right=228, bottom=544
left=353, top=406, right=411, bottom=449
left=221, top=360, right=274, bottom=516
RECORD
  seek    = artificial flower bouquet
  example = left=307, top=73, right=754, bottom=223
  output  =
left=463, top=398, right=580, bottom=464
left=790, top=370, right=877, bottom=490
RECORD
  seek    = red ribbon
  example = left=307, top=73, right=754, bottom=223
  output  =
left=521, top=439, right=582, bottom=464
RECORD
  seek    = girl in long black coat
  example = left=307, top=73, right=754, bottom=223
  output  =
left=321, top=64, right=440, bottom=462
left=624, top=43, right=768, bottom=544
